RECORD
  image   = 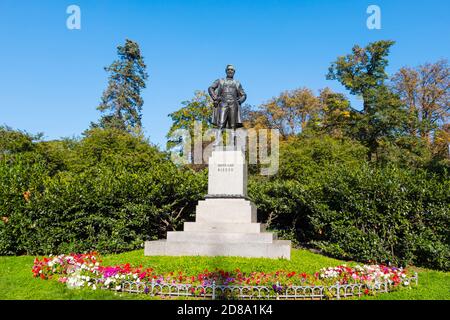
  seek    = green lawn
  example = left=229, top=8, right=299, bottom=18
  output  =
left=1, top=248, right=448, bottom=300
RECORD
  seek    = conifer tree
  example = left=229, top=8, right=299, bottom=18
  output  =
left=95, top=39, right=148, bottom=133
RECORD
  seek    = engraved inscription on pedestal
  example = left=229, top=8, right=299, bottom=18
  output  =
left=208, top=149, right=247, bottom=197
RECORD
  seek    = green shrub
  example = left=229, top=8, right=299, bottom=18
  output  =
left=0, top=129, right=207, bottom=255
left=1, top=128, right=448, bottom=272
left=249, top=160, right=449, bottom=271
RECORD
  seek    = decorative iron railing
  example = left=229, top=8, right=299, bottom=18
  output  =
left=94, top=273, right=418, bottom=300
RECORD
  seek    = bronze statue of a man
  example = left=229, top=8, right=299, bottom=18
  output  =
left=208, top=65, right=247, bottom=146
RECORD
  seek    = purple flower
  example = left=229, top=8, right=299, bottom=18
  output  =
left=272, top=284, right=283, bottom=292
left=101, top=266, right=122, bottom=278
left=202, top=280, right=211, bottom=286
left=144, top=286, right=149, bottom=294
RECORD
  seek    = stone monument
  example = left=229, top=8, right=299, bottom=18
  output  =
left=144, top=65, right=291, bottom=259
left=144, top=146, right=291, bottom=259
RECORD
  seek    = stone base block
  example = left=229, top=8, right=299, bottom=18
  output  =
left=183, top=222, right=266, bottom=233
left=143, top=195, right=291, bottom=259
left=195, top=198, right=257, bottom=223
left=167, top=231, right=276, bottom=243
left=144, top=240, right=291, bottom=259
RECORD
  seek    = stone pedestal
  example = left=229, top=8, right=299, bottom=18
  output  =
left=207, top=148, right=247, bottom=197
left=144, top=147, right=291, bottom=259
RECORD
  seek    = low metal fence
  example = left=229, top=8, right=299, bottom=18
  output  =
left=95, top=273, right=418, bottom=300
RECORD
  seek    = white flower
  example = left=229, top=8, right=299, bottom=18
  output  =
left=115, top=285, right=121, bottom=291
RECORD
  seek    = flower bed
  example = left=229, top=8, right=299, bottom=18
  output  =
left=32, top=252, right=418, bottom=299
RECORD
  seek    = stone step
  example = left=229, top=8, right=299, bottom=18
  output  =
left=144, top=240, right=291, bottom=259
left=166, top=231, right=277, bottom=243
left=196, top=198, right=253, bottom=207
left=195, top=211, right=256, bottom=224
left=195, top=198, right=257, bottom=223
left=183, top=222, right=266, bottom=233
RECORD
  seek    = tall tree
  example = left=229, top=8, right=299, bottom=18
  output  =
left=166, top=91, right=213, bottom=165
left=391, top=59, right=450, bottom=144
left=390, top=66, right=419, bottom=136
left=358, top=85, right=408, bottom=160
left=260, top=87, right=320, bottom=139
left=327, top=40, right=409, bottom=160
left=327, top=40, right=395, bottom=113
left=241, top=104, right=271, bottom=131
left=311, top=87, right=359, bottom=138
left=95, top=39, right=149, bottom=133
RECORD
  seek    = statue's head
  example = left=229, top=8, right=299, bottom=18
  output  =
left=225, top=65, right=235, bottom=78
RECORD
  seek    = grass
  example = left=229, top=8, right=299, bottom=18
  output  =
left=1, top=248, right=448, bottom=300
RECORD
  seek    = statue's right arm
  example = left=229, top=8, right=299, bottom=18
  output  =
left=208, top=79, right=220, bottom=101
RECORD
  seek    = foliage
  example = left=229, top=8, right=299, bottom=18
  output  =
left=0, top=125, right=42, bottom=155
left=355, top=85, right=409, bottom=159
left=249, top=138, right=450, bottom=271
left=94, top=39, right=149, bottom=133
left=0, top=128, right=207, bottom=255
left=327, top=40, right=395, bottom=113
left=309, top=88, right=359, bottom=138
left=277, top=135, right=368, bottom=180
left=166, top=91, right=214, bottom=156
left=258, top=87, right=320, bottom=138
left=326, top=40, right=413, bottom=160
left=391, top=59, right=449, bottom=145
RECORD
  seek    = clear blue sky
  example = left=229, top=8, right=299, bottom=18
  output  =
left=0, top=0, right=449, bottom=149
